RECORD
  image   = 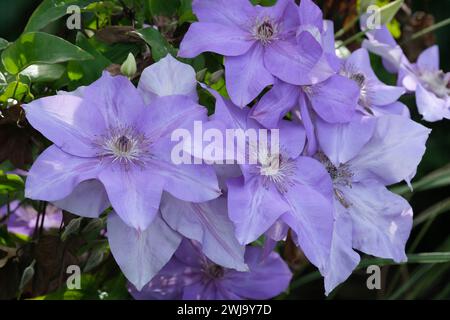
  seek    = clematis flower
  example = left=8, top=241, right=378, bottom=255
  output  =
left=179, top=0, right=330, bottom=106
left=362, top=23, right=449, bottom=122
left=128, top=239, right=292, bottom=300
left=314, top=115, right=430, bottom=294
left=24, top=55, right=222, bottom=290
left=340, top=48, right=408, bottom=117
left=204, top=90, right=334, bottom=276
left=0, top=200, right=62, bottom=238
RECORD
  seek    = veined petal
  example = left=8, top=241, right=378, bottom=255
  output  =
left=221, top=246, right=292, bottom=300
left=227, top=176, right=290, bottom=245
left=350, top=115, right=431, bottom=185
left=316, top=115, right=377, bottom=165
left=25, top=145, right=102, bottom=202
left=53, top=180, right=109, bottom=218
left=251, top=80, right=299, bottom=128
left=99, top=165, right=165, bottom=230
left=225, top=44, right=274, bottom=107
left=281, top=156, right=334, bottom=273
left=341, top=181, right=413, bottom=262
left=179, top=22, right=253, bottom=58
left=279, top=120, right=306, bottom=159
left=307, top=74, right=359, bottom=123
left=138, top=54, right=198, bottom=104
left=107, top=212, right=182, bottom=291
left=264, top=33, right=322, bottom=85
left=417, top=45, right=440, bottom=72
left=298, top=0, right=323, bottom=31
left=24, top=95, right=103, bottom=157
left=192, top=0, right=254, bottom=29
left=416, top=84, right=450, bottom=122
left=160, top=194, right=247, bottom=271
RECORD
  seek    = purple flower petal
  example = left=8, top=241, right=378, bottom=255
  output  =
left=179, top=22, right=253, bottom=58
left=417, top=45, right=440, bottom=72
left=138, top=54, right=198, bottom=104
left=316, top=115, right=377, bottom=165
left=281, top=156, right=334, bottom=273
left=24, top=95, right=104, bottom=157
left=225, top=44, right=274, bottom=107
left=99, top=165, right=165, bottom=230
left=298, top=0, right=323, bottom=31
left=160, top=194, right=247, bottom=271
left=227, top=176, right=290, bottom=245
left=221, top=246, right=292, bottom=299
left=192, top=0, right=254, bottom=29
left=264, top=33, right=323, bottom=85
left=342, top=181, right=413, bottom=262
left=53, top=180, right=110, bottom=218
left=307, top=74, right=359, bottom=123
left=416, top=84, right=450, bottom=122
left=252, top=80, right=299, bottom=128
left=350, top=115, right=431, bottom=186
left=25, top=145, right=101, bottom=202
left=107, top=212, right=182, bottom=291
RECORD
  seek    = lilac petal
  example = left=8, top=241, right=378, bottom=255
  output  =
left=160, top=194, right=247, bottom=271
left=82, top=72, right=147, bottom=128
left=227, top=176, right=290, bottom=245
left=298, top=93, right=317, bottom=156
left=345, top=48, right=378, bottom=79
left=324, top=208, right=360, bottom=295
left=316, top=115, right=377, bottom=165
left=281, top=156, right=334, bottom=273
left=256, top=0, right=292, bottom=22
left=416, top=84, right=450, bottom=122
left=350, top=115, right=431, bottom=185
left=251, top=80, right=299, bottom=128
left=298, top=0, right=323, bottom=31
left=308, top=74, right=359, bottom=123
left=342, top=181, right=413, bottom=262
left=264, top=33, right=322, bottom=85
left=279, top=120, right=306, bottom=159
left=361, top=39, right=405, bottom=73
left=221, top=246, right=292, bottom=299
left=192, top=0, right=254, bottom=29
left=107, top=212, right=182, bottom=291
left=24, top=95, right=103, bottom=157
left=182, top=281, right=219, bottom=300
left=53, top=180, right=110, bottom=218
left=99, top=165, right=165, bottom=230
left=178, top=22, right=253, bottom=58
left=143, top=95, right=208, bottom=140
left=25, top=145, right=101, bottom=202
left=417, top=45, right=439, bottom=72
left=369, top=83, right=405, bottom=106
left=371, top=101, right=411, bottom=118
left=138, top=54, right=197, bottom=104
left=214, top=164, right=242, bottom=192
left=128, top=258, right=186, bottom=300
left=225, top=44, right=274, bottom=107
left=150, top=141, right=221, bottom=202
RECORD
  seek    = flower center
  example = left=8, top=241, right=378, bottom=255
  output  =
left=252, top=17, right=279, bottom=45
left=97, top=127, right=151, bottom=166
left=340, top=66, right=374, bottom=112
left=316, top=152, right=353, bottom=208
left=205, top=264, right=225, bottom=279
left=258, top=152, right=296, bottom=193
left=419, top=70, right=450, bottom=98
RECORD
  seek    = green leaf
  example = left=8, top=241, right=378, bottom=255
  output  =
left=0, top=171, right=25, bottom=194
left=1, top=32, right=93, bottom=75
left=20, top=64, right=65, bottom=83
left=147, top=0, right=180, bottom=17
left=24, top=0, right=93, bottom=33
left=379, top=0, right=404, bottom=25
left=0, top=81, right=33, bottom=103
left=67, top=32, right=111, bottom=88
left=134, top=27, right=177, bottom=61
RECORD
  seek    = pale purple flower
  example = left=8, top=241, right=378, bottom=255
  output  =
left=0, top=200, right=62, bottom=237
left=204, top=90, right=334, bottom=276
left=24, top=55, right=222, bottom=290
left=362, top=22, right=449, bottom=122
left=128, top=239, right=292, bottom=300
left=315, top=115, right=431, bottom=294
left=179, top=0, right=331, bottom=106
